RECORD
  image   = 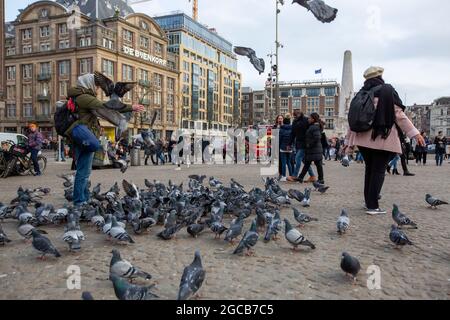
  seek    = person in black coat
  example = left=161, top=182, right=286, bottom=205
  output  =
left=297, top=113, right=324, bottom=184
left=288, top=110, right=316, bottom=182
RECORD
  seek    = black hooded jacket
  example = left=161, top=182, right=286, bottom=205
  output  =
left=289, top=115, right=309, bottom=150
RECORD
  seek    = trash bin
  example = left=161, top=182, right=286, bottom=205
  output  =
left=130, top=147, right=141, bottom=166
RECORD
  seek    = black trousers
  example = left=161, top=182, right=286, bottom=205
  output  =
left=358, top=146, right=394, bottom=210
left=299, top=159, right=324, bottom=182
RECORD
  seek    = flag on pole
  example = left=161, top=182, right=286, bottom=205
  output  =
left=315, top=69, right=322, bottom=75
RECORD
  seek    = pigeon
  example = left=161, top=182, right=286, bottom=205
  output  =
left=62, top=225, right=85, bottom=252
left=58, top=174, right=75, bottom=188
left=233, top=219, right=259, bottom=256
left=340, top=252, right=361, bottom=284
left=292, top=0, right=338, bottom=23
left=293, top=207, right=318, bottom=227
left=425, top=194, right=448, bottom=209
left=337, top=209, right=350, bottom=235
left=0, top=224, right=12, bottom=245
left=187, top=223, right=205, bottom=238
left=264, top=210, right=282, bottom=242
left=341, top=155, right=350, bottom=167
left=224, top=215, right=244, bottom=244
left=123, top=180, right=139, bottom=200
left=188, top=175, right=207, bottom=184
left=210, top=221, right=228, bottom=239
left=209, top=177, right=223, bottom=188
left=109, top=216, right=135, bottom=244
left=301, top=188, right=311, bottom=207
left=94, top=71, right=135, bottom=101
left=288, top=189, right=305, bottom=203
left=178, top=250, right=206, bottom=300
left=312, top=181, right=329, bottom=194
left=389, top=225, right=413, bottom=247
left=17, top=221, right=47, bottom=241
left=109, top=274, right=158, bottom=300
left=234, top=46, right=265, bottom=74
left=392, top=204, right=417, bottom=229
left=283, top=218, right=316, bottom=250
left=91, top=210, right=105, bottom=230
left=131, top=217, right=156, bottom=235
left=157, top=224, right=183, bottom=240
left=110, top=249, right=152, bottom=281
left=81, top=292, right=94, bottom=300
left=31, top=229, right=61, bottom=259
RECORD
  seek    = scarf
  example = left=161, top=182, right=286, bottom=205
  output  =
left=77, top=74, right=97, bottom=94
left=362, top=77, right=405, bottom=140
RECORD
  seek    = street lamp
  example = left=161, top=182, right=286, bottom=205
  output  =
left=275, top=0, right=284, bottom=118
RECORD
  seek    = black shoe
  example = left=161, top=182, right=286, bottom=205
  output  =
left=393, top=169, right=400, bottom=175
left=386, top=167, right=391, bottom=174
left=403, top=172, right=415, bottom=176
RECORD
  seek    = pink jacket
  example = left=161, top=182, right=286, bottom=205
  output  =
left=345, top=99, right=420, bottom=154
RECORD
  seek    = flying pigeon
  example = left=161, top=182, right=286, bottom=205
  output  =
left=425, top=194, right=448, bottom=209
left=337, top=209, right=350, bottom=235
left=292, top=0, right=338, bottom=23
left=392, top=204, right=417, bottom=229
left=283, top=218, right=316, bottom=250
left=0, top=224, right=12, bottom=245
left=122, top=180, right=140, bottom=200
left=31, top=229, right=61, bottom=259
left=178, top=250, right=206, bottom=300
left=233, top=219, right=259, bottom=256
left=293, top=207, right=318, bottom=227
left=110, top=249, right=152, bottom=282
left=94, top=71, right=136, bottom=101
left=340, top=252, right=361, bottom=284
left=234, top=47, right=265, bottom=75
left=389, top=225, right=413, bottom=247
left=110, top=274, right=158, bottom=300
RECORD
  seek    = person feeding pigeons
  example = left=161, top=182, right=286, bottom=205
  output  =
left=64, top=73, right=145, bottom=207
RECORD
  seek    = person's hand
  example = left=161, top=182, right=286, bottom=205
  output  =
left=414, top=134, right=426, bottom=147
left=132, top=104, right=145, bottom=112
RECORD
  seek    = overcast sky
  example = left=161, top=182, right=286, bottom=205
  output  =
left=6, top=0, right=450, bottom=105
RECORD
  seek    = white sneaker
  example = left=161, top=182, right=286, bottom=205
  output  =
left=279, top=177, right=287, bottom=182
left=175, top=167, right=181, bottom=171
left=366, top=208, right=387, bottom=215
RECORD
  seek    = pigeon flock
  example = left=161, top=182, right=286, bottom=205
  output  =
left=0, top=173, right=448, bottom=298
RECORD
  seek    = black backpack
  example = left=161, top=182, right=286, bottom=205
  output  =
left=54, top=97, right=79, bottom=138
left=348, top=85, right=383, bottom=132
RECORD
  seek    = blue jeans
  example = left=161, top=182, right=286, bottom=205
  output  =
left=436, top=152, right=444, bottom=166
left=73, top=145, right=95, bottom=206
left=30, top=149, right=41, bottom=175
left=389, top=155, right=400, bottom=169
left=293, top=149, right=315, bottom=177
left=280, top=152, right=293, bottom=177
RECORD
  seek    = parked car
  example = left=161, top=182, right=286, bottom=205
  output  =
left=0, top=132, right=28, bottom=145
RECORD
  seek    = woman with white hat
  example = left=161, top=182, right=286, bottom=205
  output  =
left=345, top=66, right=425, bottom=215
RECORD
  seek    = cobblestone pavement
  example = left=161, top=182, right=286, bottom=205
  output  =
left=0, top=156, right=449, bottom=300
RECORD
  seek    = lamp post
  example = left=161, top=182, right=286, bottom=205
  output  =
left=275, top=0, right=284, bottom=118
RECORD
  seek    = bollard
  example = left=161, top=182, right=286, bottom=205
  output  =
left=130, top=147, right=141, bottom=166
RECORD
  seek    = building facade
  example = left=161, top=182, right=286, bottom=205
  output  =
left=154, top=13, right=241, bottom=136
left=241, top=87, right=253, bottom=127
left=429, top=97, right=450, bottom=137
left=0, top=0, right=5, bottom=117
left=406, top=103, right=431, bottom=136
left=265, top=80, right=340, bottom=134
left=2, top=0, right=179, bottom=141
